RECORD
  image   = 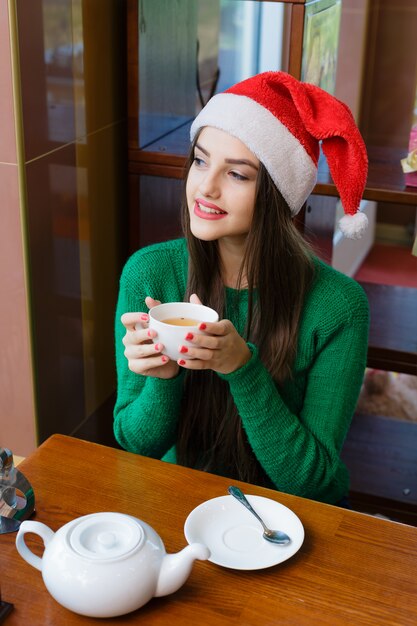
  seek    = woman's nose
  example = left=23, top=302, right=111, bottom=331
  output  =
left=199, top=171, right=220, bottom=198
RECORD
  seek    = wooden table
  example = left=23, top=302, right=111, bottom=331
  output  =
left=1, top=435, right=416, bottom=625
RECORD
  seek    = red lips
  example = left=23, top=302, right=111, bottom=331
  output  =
left=194, top=199, right=227, bottom=220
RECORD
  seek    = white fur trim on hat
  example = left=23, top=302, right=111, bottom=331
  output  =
left=190, top=93, right=317, bottom=215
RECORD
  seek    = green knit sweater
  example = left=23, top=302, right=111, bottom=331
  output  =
left=114, top=238, right=369, bottom=504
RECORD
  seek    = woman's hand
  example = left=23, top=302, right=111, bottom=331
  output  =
left=177, top=316, right=251, bottom=375
left=121, top=297, right=179, bottom=379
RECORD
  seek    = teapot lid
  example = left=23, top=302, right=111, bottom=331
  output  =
left=67, top=513, right=144, bottom=561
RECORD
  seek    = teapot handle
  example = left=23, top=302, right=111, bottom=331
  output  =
left=16, top=520, right=55, bottom=571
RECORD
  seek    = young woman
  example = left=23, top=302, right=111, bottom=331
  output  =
left=114, top=72, right=369, bottom=505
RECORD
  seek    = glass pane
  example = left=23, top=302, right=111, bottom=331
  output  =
left=301, top=0, right=342, bottom=95
left=138, top=0, right=289, bottom=154
left=138, top=176, right=184, bottom=248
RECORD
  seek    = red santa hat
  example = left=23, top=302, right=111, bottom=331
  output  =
left=190, top=71, right=368, bottom=239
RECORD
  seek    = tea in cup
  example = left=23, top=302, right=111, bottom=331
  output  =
left=148, top=302, right=219, bottom=361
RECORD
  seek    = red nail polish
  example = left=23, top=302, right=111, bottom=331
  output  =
left=178, top=359, right=186, bottom=366
left=185, top=333, right=194, bottom=341
left=140, top=314, right=149, bottom=321
left=199, top=323, right=207, bottom=330
left=161, top=356, right=169, bottom=363
left=179, top=346, right=188, bottom=354
left=147, top=329, right=153, bottom=338
left=154, top=343, right=161, bottom=351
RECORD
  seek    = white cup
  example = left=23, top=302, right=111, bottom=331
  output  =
left=148, top=302, right=219, bottom=361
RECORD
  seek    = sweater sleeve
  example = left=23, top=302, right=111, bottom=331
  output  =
left=219, top=282, right=369, bottom=504
left=113, top=243, right=186, bottom=457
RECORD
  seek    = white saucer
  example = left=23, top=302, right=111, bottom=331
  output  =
left=184, top=494, right=304, bottom=570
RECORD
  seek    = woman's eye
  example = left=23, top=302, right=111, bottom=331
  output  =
left=230, top=171, right=248, bottom=181
left=193, top=156, right=205, bottom=167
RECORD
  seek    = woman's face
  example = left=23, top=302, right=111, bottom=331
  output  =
left=186, top=127, right=259, bottom=245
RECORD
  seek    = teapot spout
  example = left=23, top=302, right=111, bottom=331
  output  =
left=155, top=543, right=210, bottom=598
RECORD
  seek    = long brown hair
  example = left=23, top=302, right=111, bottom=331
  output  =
left=176, top=137, right=315, bottom=485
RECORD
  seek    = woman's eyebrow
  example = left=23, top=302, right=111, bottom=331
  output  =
left=225, top=158, right=258, bottom=170
left=195, top=142, right=209, bottom=156
left=195, top=143, right=258, bottom=170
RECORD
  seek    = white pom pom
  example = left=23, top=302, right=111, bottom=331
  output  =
left=338, top=212, right=368, bottom=240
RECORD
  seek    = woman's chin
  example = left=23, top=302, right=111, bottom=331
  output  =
left=189, top=224, right=221, bottom=241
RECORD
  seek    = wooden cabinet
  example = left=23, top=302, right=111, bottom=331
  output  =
left=127, top=0, right=417, bottom=375
left=316, top=146, right=417, bottom=376
left=127, top=0, right=307, bottom=247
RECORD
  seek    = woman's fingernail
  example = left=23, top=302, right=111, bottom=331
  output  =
left=140, top=314, right=149, bottom=321
left=154, top=343, right=161, bottom=351
left=185, top=333, right=194, bottom=341
left=199, top=323, right=207, bottom=330
left=178, top=359, right=186, bottom=366
left=147, top=329, right=154, bottom=338
left=179, top=345, right=188, bottom=354
left=161, top=356, right=169, bottom=363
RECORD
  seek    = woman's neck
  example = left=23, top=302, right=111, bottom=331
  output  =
left=219, top=237, right=247, bottom=288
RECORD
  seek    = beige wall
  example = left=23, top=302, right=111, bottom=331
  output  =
left=0, top=1, right=37, bottom=456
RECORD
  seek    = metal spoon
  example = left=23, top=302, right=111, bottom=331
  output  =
left=228, top=486, right=291, bottom=545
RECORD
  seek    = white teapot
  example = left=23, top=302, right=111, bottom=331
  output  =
left=16, top=512, right=209, bottom=618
